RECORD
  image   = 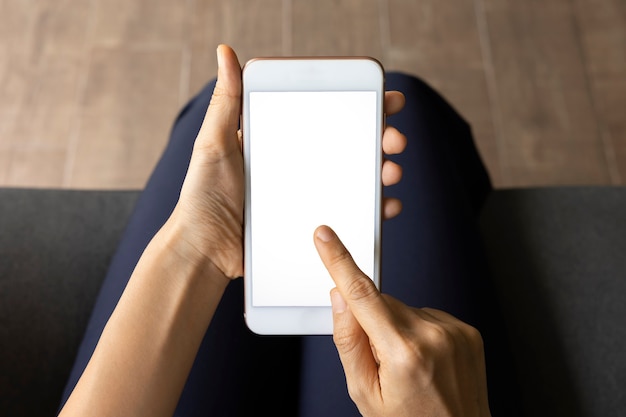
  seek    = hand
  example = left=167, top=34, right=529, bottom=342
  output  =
left=171, top=45, right=408, bottom=280
left=314, top=225, right=492, bottom=417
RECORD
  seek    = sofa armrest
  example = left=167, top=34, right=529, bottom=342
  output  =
left=0, top=188, right=139, bottom=416
left=480, top=187, right=626, bottom=417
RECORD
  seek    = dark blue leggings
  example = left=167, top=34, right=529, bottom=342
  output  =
left=60, top=73, right=517, bottom=416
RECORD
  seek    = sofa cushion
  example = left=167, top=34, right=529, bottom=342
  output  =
left=0, top=188, right=139, bottom=417
left=480, top=187, right=626, bottom=417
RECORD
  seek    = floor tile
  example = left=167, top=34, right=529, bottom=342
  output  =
left=292, top=0, right=383, bottom=60
left=68, top=110, right=170, bottom=189
left=92, top=0, right=187, bottom=47
left=482, top=0, right=611, bottom=186
left=0, top=0, right=625, bottom=188
left=68, top=47, right=182, bottom=188
left=6, top=147, right=67, bottom=188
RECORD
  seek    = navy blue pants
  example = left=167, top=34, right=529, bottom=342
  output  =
left=61, top=73, right=517, bottom=416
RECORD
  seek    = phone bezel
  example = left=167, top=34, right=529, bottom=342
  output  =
left=242, top=57, right=385, bottom=335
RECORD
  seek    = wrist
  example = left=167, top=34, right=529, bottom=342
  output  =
left=165, top=203, right=244, bottom=279
left=154, top=215, right=232, bottom=290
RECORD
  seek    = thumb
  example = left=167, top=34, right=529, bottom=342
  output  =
left=330, top=289, right=380, bottom=397
left=195, top=44, right=242, bottom=154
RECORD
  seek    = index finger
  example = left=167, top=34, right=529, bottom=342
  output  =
left=314, top=225, right=394, bottom=341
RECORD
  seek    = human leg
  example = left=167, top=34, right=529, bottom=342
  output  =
left=297, top=72, right=518, bottom=417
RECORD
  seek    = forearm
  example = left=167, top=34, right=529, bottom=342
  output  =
left=60, top=216, right=230, bottom=417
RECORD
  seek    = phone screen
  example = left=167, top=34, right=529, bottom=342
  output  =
left=248, top=90, right=378, bottom=307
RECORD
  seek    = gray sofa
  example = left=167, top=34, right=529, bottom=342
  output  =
left=1, top=187, right=625, bottom=416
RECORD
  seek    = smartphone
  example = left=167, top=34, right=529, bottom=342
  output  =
left=242, top=57, right=385, bottom=335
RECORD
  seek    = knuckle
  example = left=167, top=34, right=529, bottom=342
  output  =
left=387, top=326, right=451, bottom=383
left=463, top=322, right=482, bottom=342
left=463, top=323, right=485, bottom=352
left=423, top=321, right=455, bottom=350
left=327, top=245, right=355, bottom=268
left=210, top=83, right=240, bottom=102
left=325, top=247, right=380, bottom=304
left=343, top=274, right=379, bottom=303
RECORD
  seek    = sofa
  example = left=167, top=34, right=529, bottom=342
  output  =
left=0, top=186, right=624, bottom=416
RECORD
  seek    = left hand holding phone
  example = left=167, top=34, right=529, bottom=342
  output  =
left=171, top=45, right=245, bottom=280
left=314, top=225, right=492, bottom=417
left=172, top=45, right=407, bottom=282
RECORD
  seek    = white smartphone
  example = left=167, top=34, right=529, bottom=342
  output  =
left=242, top=57, right=385, bottom=335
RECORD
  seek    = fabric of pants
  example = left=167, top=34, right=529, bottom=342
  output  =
left=60, top=72, right=518, bottom=416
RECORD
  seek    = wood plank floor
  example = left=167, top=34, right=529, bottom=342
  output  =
left=0, top=0, right=624, bottom=189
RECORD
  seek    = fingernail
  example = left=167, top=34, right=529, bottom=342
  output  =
left=331, top=290, right=347, bottom=313
left=216, top=45, right=223, bottom=68
left=316, top=226, right=335, bottom=243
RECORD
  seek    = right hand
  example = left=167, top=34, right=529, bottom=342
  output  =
left=314, top=225, right=492, bottom=417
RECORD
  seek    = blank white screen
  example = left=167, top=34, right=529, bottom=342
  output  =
left=249, top=91, right=377, bottom=307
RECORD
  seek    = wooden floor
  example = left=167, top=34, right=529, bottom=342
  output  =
left=1, top=0, right=624, bottom=189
